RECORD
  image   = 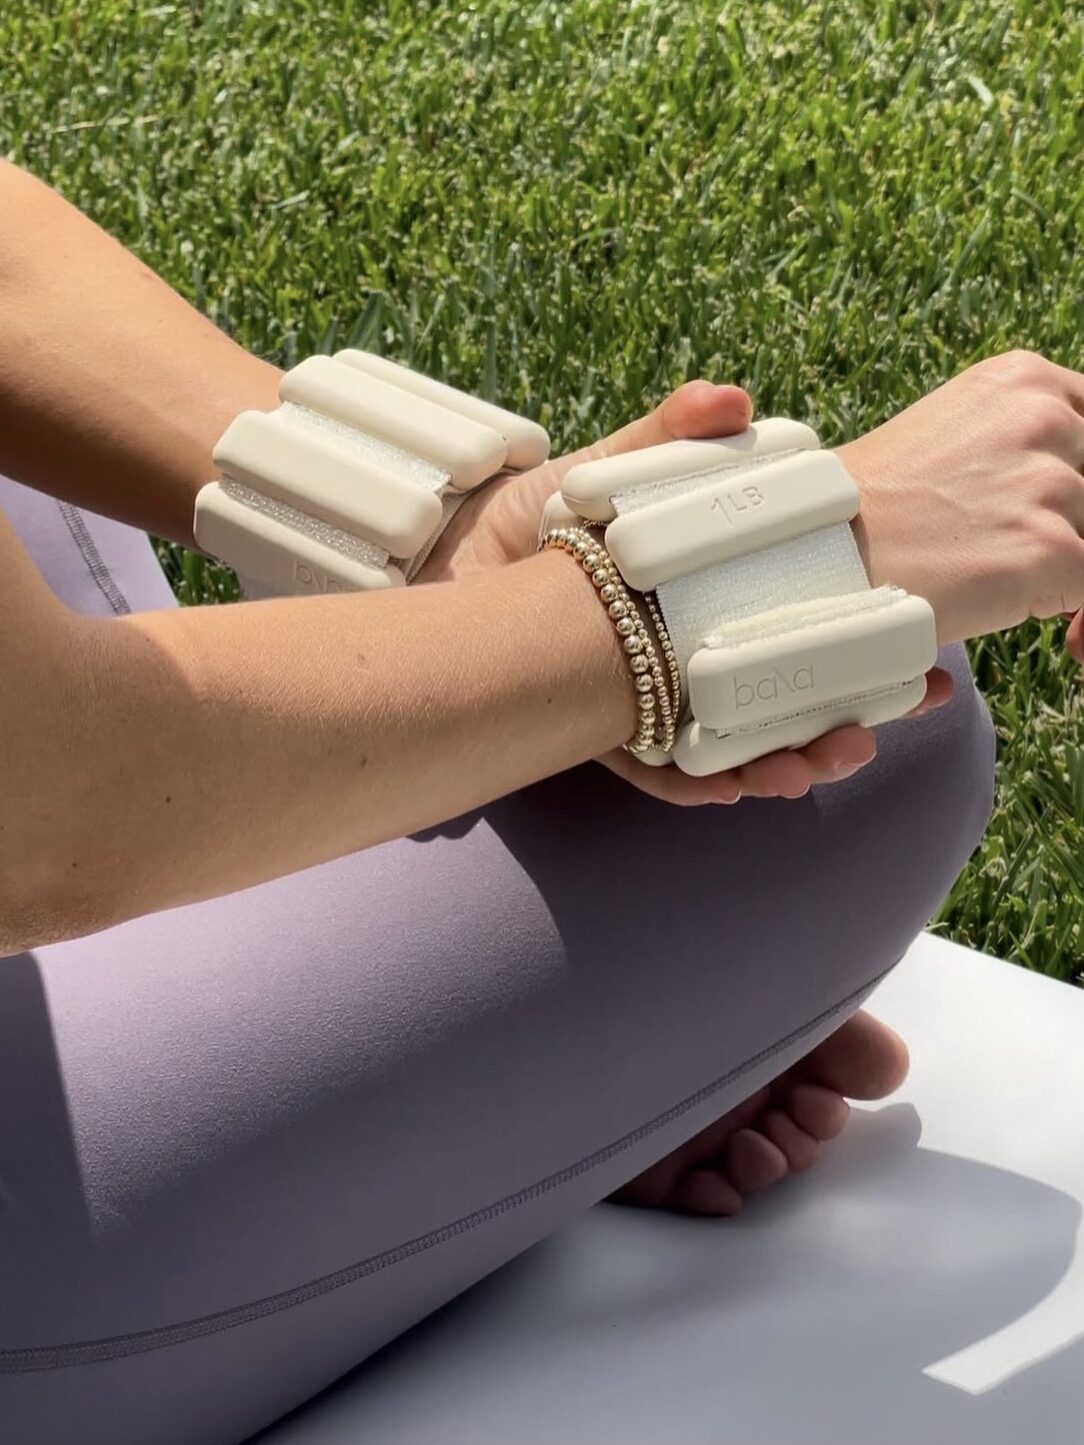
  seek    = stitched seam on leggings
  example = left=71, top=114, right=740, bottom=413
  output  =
left=0, top=959, right=893, bottom=1372
left=56, top=502, right=132, bottom=617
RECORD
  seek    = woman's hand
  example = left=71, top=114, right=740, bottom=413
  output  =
left=421, top=381, right=952, bottom=805
left=421, top=380, right=754, bottom=580
left=839, top=349, right=1084, bottom=653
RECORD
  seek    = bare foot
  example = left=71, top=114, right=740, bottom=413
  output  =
left=611, top=1010, right=909, bottom=1216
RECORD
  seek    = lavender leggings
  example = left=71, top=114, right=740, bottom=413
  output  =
left=0, top=476, right=995, bottom=1445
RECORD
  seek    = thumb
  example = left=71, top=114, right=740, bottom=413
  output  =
left=580, top=380, right=753, bottom=466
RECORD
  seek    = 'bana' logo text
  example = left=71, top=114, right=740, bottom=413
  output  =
left=294, top=560, right=346, bottom=593
left=733, top=664, right=815, bottom=708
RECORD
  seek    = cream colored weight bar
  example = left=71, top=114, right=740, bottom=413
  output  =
left=195, top=351, right=549, bottom=596
left=557, top=421, right=938, bottom=776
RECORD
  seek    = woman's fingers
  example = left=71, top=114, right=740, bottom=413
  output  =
left=735, top=670, right=953, bottom=796
left=799, top=725, right=878, bottom=773
left=736, top=749, right=821, bottom=800
left=1050, top=357, right=1084, bottom=425
left=598, top=750, right=742, bottom=805
left=599, top=726, right=875, bottom=805
left=570, top=381, right=753, bottom=471
left=909, top=666, right=954, bottom=715
left=427, top=378, right=756, bottom=579
left=600, top=668, right=956, bottom=804
left=736, top=727, right=876, bottom=798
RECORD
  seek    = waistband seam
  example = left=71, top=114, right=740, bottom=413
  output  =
left=56, top=502, right=132, bottom=617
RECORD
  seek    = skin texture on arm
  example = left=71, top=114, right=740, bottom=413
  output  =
left=0, top=159, right=280, bottom=543
left=0, top=518, right=636, bottom=952
left=0, top=375, right=886, bottom=951
left=2, top=161, right=1083, bottom=949
left=431, top=350, right=1084, bottom=661
left=0, top=164, right=888, bottom=949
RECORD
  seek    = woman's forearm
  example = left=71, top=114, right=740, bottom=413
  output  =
left=4, top=547, right=635, bottom=950
left=0, top=160, right=279, bottom=542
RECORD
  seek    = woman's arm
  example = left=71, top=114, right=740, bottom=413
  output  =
left=0, top=160, right=280, bottom=543
left=0, top=164, right=886, bottom=947
left=0, top=160, right=651, bottom=951
left=5, top=158, right=1083, bottom=642
left=0, top=515, right=636, bottom=952
left=5, top=161, right=1084, bottom=952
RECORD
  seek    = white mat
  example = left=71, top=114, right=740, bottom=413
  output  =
left=260, top=934, right=1084, bottom=1444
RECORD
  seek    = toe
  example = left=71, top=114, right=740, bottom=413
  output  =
left=785, top=1082, right=851, bottom=1141
left=759, top=1109, right=823, bottom=1172
left=675, top=1167, right=745, bottom=1217
left=608, top=1088, right=770, bottom=1208
left=724, top=1127, right=789, bottom=1193
left=796, top=1010, right=910, bottom=1100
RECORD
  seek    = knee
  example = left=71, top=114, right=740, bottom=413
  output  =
left=798, top=641, right=994, bottom=984
left=881, top=642, right=996, bottom=877
left=947, top=647, right=997, bottom=853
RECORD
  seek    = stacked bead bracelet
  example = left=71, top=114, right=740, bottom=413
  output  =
left=539, top=525, right=682, bottom=756
left=639, top=587, right=683, bottom=745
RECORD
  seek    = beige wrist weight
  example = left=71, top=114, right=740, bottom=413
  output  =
left=555, top=421, right=937, bottom=776
left=195, top=351, right=549, bottom=597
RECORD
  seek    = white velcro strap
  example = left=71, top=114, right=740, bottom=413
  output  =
left=195, top=350, right=548, bottom=596
left=213, top=409, right=444, bottom=556
left=560, top=421, right=937, bottom=774
left=280, top=356, right=507, bottom=491
left=655, top=518, right=870, bottom=677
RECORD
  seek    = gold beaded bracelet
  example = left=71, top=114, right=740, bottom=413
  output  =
left=584, top=530, right=684, bottom=748
left=640, top=588, right=683, bottom=734
left=539, top=525, right=678, bottom=755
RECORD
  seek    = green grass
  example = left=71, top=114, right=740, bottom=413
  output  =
left=3, top=0, right=1083, bottom=980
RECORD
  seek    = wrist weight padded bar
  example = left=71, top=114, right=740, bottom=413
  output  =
left=559, top=420, right=938, bottom=776
left=195, top=351, right=549, bottom=596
